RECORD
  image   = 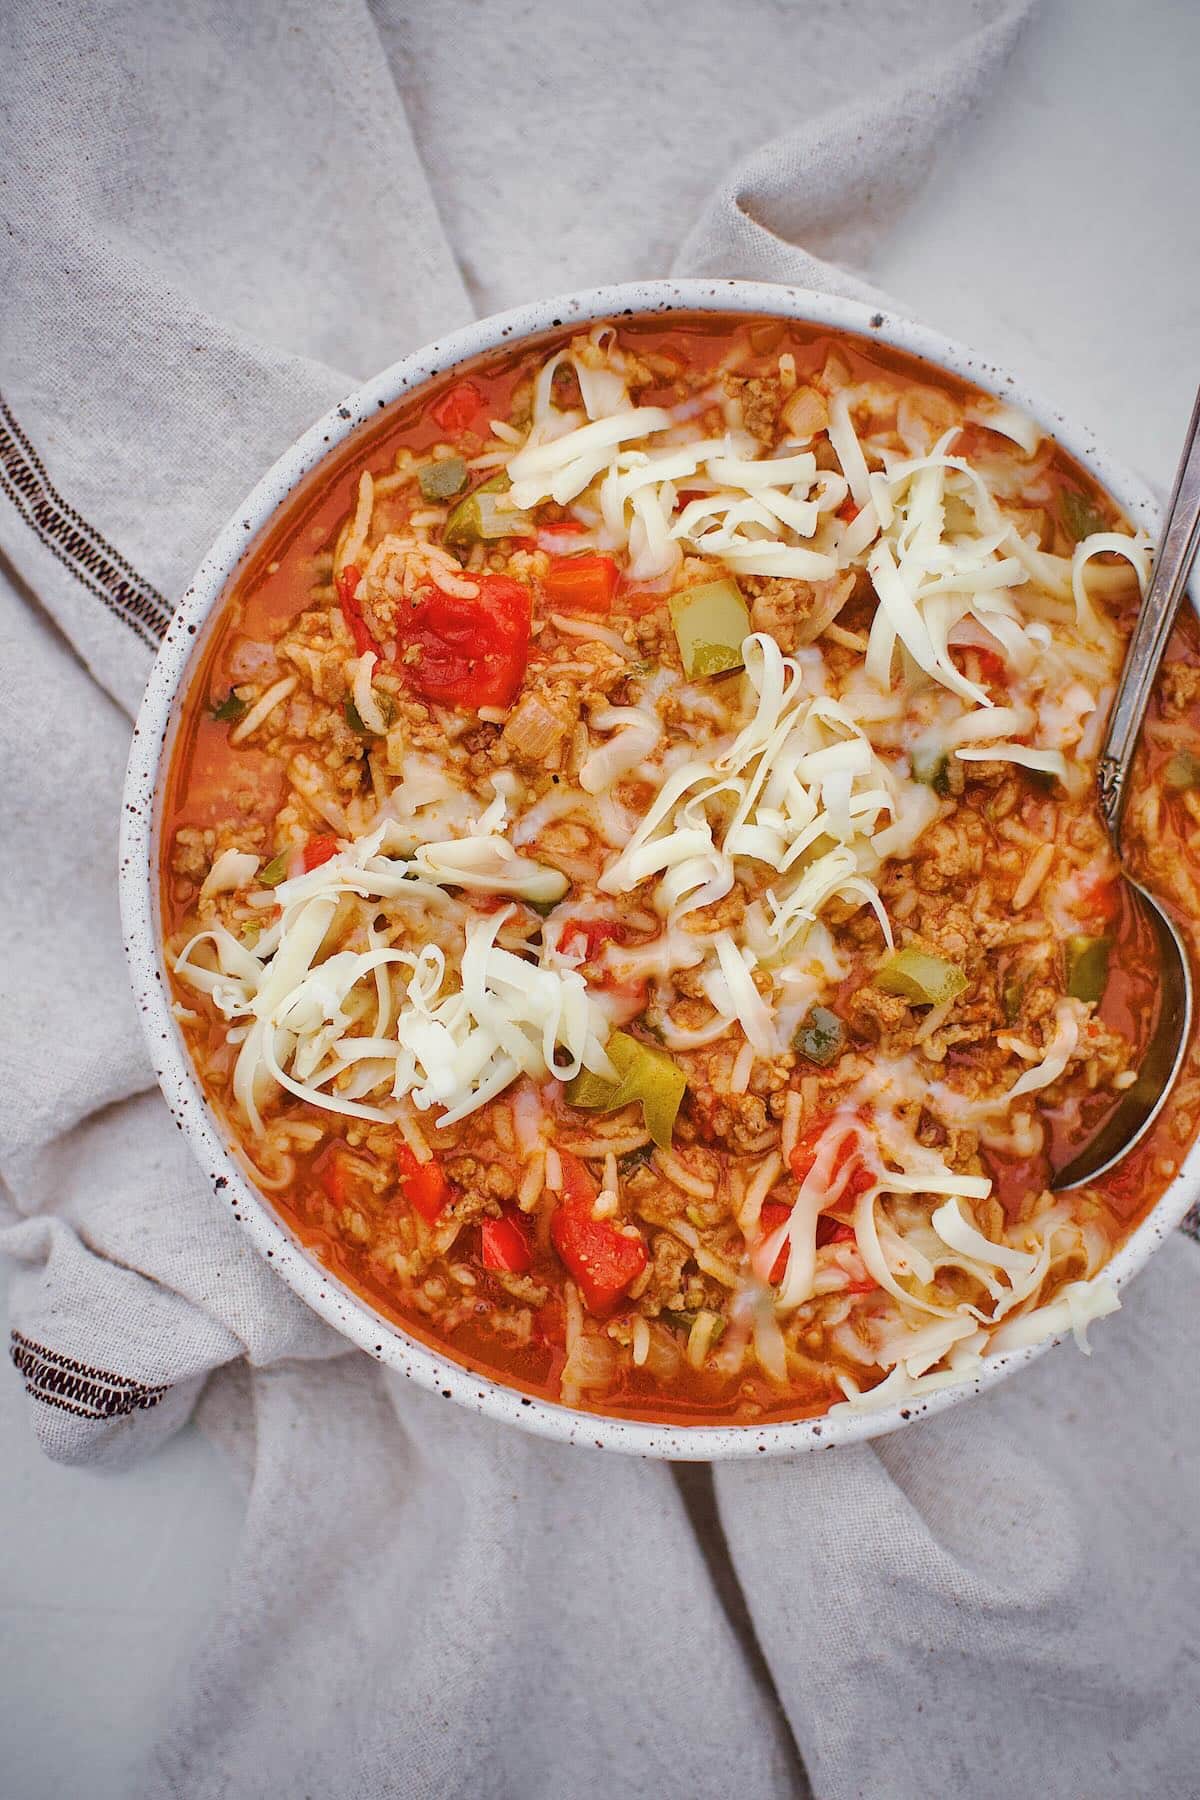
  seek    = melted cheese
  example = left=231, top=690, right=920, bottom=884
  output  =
left=174, top=836, right=611, bottom=1132
left=503, top=339, right=1152, bottom=805
left=599, top=634, right=896, bottom=913
left=595, top=633, right=901, bottom=1047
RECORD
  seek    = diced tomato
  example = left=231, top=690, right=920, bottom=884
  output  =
left=590, top=971, right=648, bottom=1020
left=759, top=1199, right=793, bottom=1284
left=972, top=645, right=1007, bottom=684
left=481, top=1212, right=532, bottom=1274
left=788, top=1116, right=873, bottom=1203
left=429, top=379, right=485, bottom=435
left=536, top=521, right=593, bottom=555
left=542, top=552, right=620, bottom=613
left=551, top=1151, right=648, bottom=1315
left=1076, top=867, right=1118, bottom=925
left=317, top=1147, right=350, bottom=1207
left=396, top=572, right=532, bottom=711
left=336, top=564, right=381, bottom=659
left=1098, top=1141, right=1153, bottom=1219
left=816, top=1217, right=857, bottom=1248
left=814, top=1217, right=876, bottom=1294
left=533, top=1298, right=566, bottom=1348
left=618, top=584, right=670, bottom=618
left=468, top=892, right=512, bottom=916
left=556, top=1149, right=596, bottom=1211
left=838, top=498, right=860, bottom=524
left=303, top=834, right=340, bottom=872
left=560, top=918, right=626, bottom=960
left=396, top=1143, right=451, bottom=1225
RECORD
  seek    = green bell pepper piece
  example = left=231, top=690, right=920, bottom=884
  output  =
left=1059, top=486, right=1106, bottom=544
left=875, top=948, right=967, bottom=1007
left=209, top=689, right=247, bottom=724
left=258, top=851, right=289, bottom=888
left=910, top=741, right=950, bottom=796
left=668, top=579, right=751, bottom=679
left=1165, top=750, right=1200, bottom=791
left=793, top=1005, right=846, bottom=1066
left=564, top=1029, right=687, bottom=1150
left=1065, top=935, right=1111, bottom=1003
left=418, top=456, right=468, bottom=502
left=443, top=471, right=533, bottom=548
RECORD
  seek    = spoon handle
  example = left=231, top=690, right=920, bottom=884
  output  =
left=1098, top=384, right=1200, bottom=844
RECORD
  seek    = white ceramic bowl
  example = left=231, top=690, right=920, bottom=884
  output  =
left=120, top=278, right=1200, bottom=1459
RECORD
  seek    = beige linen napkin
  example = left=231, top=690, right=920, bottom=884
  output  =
left=3, top=3, right=1198, bottom=1797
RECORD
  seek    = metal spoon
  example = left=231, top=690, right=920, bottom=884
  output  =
left=1052, top=387, right=1200, bottom=1189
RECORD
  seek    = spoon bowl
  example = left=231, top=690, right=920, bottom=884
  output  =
left=1051, top=385, right=1200, bottom=1189
left=1052, top=877, right=1192, bottom=1188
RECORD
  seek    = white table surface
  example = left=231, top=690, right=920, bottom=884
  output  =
left=3, top=2, right=1198, bottom=1793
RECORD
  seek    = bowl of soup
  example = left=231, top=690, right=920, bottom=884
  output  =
left=120, top=280, right=1200, bottom=1458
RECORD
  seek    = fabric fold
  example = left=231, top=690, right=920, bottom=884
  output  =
left=714, top=1244, right=1200, bottom=1800
left=3, top=3, right=1197, bottom=1798
left=676, top=2, right=1033, bottom=293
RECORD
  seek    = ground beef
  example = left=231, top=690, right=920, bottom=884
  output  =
left=680, top=889, right=746, bottom=935
left=624, top=1165, right=684, bottom=1227
left=171, top=826, right=212, bottom=880
left=845, top=983, right=913, bottom=1051
left=744, top=577, right=816, bottom=653
left=630, top=1232, right=691, bottom=1314
left=723, top=373, right=783, bottom=444
left=491, top=1270, right=548, bottom=1306
left=1160, top=661, right=1200, bottom=717
left=442, top=1154, right=511, bottom=1224
left=385, top=693, right=452, bottom=756
left=684, top=1085, right=772, bottom=1153
left=913, top=816, right=988, bottom=893
left=916, top=1112, right=981, bottom=1172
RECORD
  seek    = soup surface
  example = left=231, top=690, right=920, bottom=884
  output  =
left=163, top=311, right=1200, bottom=1425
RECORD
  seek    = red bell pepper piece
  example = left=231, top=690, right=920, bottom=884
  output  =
left=429, top=380, right=485, bottom=434
left=542, top=553, right=620, bottom=613
left=551, top=1150, right=647, bottom=1316
left=481, top=1213, right=532, bottom=1274
left=336, top=564, right=381, bottom=659
left=397, top=1144, right=451, bottom=1225
left=560, top=918, right=626, bottom=960
left=302, top=834, right=340, bottom=873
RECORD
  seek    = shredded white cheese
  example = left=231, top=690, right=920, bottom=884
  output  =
left=175, top=835, right=611, bottom=1132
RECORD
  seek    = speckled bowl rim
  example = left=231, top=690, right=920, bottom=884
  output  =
left=120, top=278, right=1200, bottom=1460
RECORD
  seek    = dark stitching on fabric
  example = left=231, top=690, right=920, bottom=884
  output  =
left=10, top=1330, right=169, bottom=1390
left=0, top=393, right=173, bottom=647
left=10, top=1331, right=168, bottom=1419
left=18, top=1387, right=110, bottom=1422
left=0, top=460, right=162, bottom=653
